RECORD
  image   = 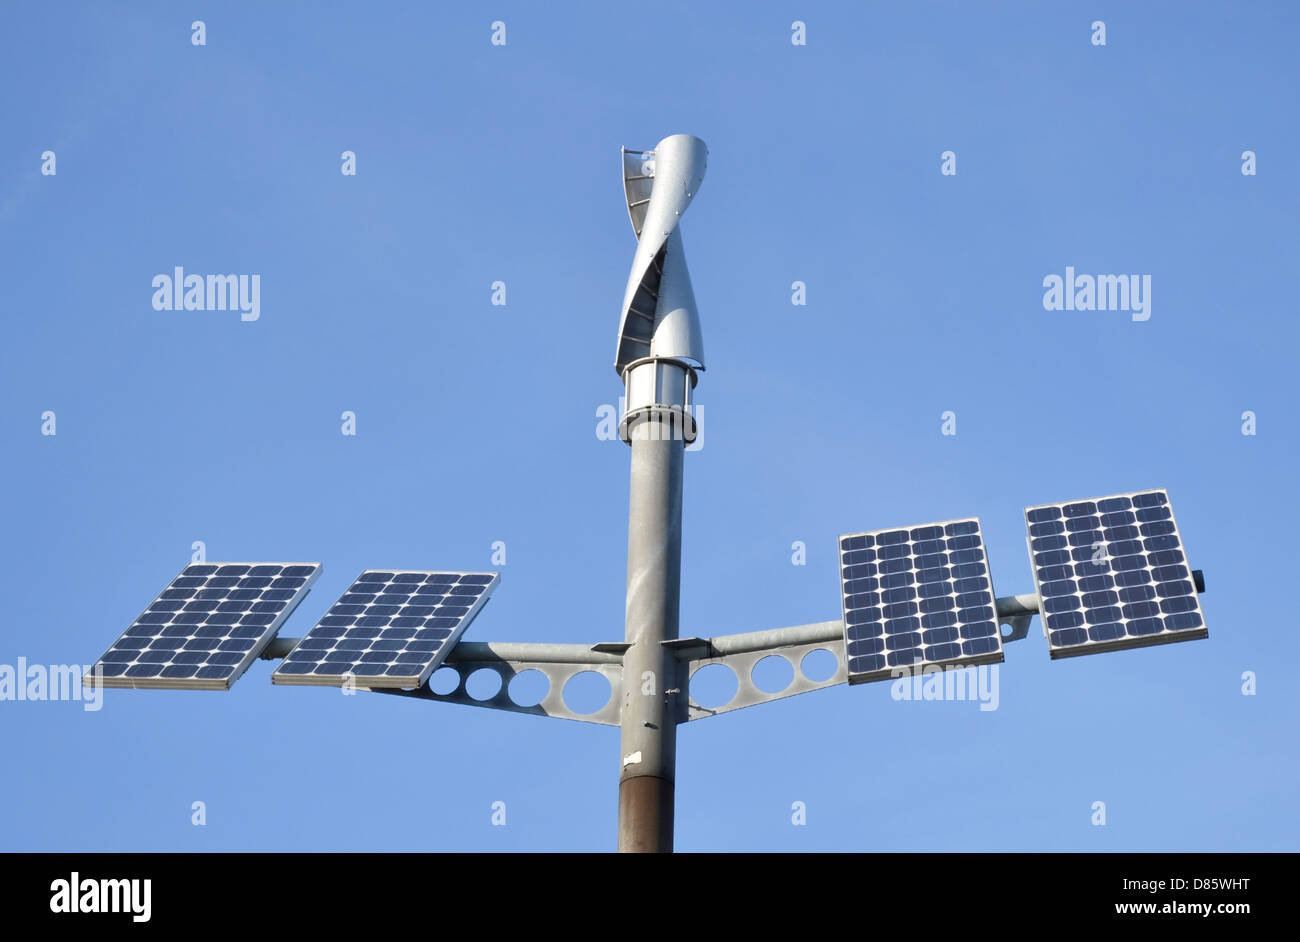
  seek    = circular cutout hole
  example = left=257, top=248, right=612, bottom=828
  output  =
left=466, top=668, right=502, bottom=701
left=690, top=663, right=738, bottom=708
left=428, top=666, right=460, bottom=695
left=508, top=669, right=549, bottom=707
left=800, top=648, right=839, bottom=682
left=752, top=655, right=794, bottom=693
left=1000, top=623, right=1013, bottom=639
left=563, top=671, right=612, bottom=715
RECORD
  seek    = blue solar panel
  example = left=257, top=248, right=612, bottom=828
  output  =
left=86, top=563, right=321, bottom=690
left=1025, top=488, right=1207, bottom=657
left=838, top=518, right=1004, bottom=684
left=272, top=570, right=498, bottom=689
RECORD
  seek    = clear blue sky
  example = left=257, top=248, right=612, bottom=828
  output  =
left=2, top=1, right=1296, bottom=851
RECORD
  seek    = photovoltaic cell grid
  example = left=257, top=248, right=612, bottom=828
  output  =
left=1025, top=489, right=1207, bottom=657
left=85, top=563, right=321, bottom=690
left=272, top=570, right=498, bottom=688
left=839, top=518, right=1004, bottom=684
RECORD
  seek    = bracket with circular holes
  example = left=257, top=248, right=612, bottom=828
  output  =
left=681, top=639, right=848, bottom=722
left=295, top=609, right=1046, bottom=727
left=372, top=652, right=624, bottom=726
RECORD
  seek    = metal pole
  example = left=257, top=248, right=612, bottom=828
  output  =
left=612, top=133, right=707, bottom=852
left=617, top=414, right=684, bottom=852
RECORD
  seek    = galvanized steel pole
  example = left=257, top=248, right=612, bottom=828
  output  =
left=617, top=418, right=684, bottom=852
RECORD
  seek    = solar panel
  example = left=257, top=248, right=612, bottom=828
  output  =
left=271, top=570, right=498, bottom=688
left=1025, top=488, right=1207, bottom=658
left=839, top=518, right=1004, bottom=684
left=86, top=562, right=321, bottom=690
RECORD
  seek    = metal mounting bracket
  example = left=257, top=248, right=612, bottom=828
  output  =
left=670, top=593, right=1048, bottom=721
left=670, top=620, right=848, bottom=722
left=367, top=642, right=626, bottom=726
left=995, top=593, right=1041, bottom=644
left=1000, top=613, right=1034, bottom=644
left=262, top=591, right=1054, bottom=727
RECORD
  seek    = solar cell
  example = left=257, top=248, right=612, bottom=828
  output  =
left=838, top=518, right=1004, bottom=684
left=1025, top=488, right=1207, bottom=657
left=272, top=570, right=498, bottom=689
left=85, top=562, right=321, bottom=690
